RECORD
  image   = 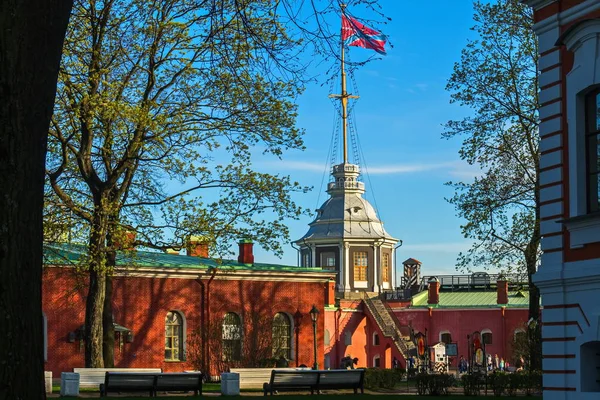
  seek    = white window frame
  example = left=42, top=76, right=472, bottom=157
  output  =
left=439, top=330, right=452, bottom=344
left=562, top=19, right=600, bottom=246
left=481, top=328, right=492, bottom=345
left=372, top=332, right=380, bottom=346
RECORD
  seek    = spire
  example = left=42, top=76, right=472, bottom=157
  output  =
left=329, top=3, right=359, bottom=164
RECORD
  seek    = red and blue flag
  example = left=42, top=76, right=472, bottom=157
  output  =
left=342, top=14, right=387, bottom=55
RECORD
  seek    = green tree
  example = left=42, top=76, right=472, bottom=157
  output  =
left=46, top=0, right=388, bottom=368
left=1, top=1, right=73, bottom=398
left=443, top=0, right=540, bottom=368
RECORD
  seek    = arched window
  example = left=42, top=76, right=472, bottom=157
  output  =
left=482, top=329, right=493, bottom=345
left=382, top=253, right=390, bottom=283
left=165, top=311, right=183, bottom=361
left=373, top=354, right=381, bottom=368
left=344, top=331, right=352, bottom=345
left=272, top=312, right=291, bottom=359
left=586, top=89, right=600, bottom=213
left=514, top=329, right=526, bottom=342
left=373, top=332, right=380, bottom=346
left=439, top=330, right=452, bottom=344
left=223, top=312, right=242, bottom=361
left=324, top=329, right=331, bottom=346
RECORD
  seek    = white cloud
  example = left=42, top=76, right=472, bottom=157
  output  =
left=258, top=159, right=484, bottom=180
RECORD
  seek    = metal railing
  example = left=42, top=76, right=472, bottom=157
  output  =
left=327, top=181, right=365, bottom=191
left=416, top=272, right=528, bottom=292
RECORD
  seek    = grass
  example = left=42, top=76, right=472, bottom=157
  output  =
left=58, top=395, right=543, bottom=399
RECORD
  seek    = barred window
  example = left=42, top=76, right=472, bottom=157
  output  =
left=165, top=311, right=183, bottom=361
left=382, top=253, right=390, bottom=283
left=272, top=313, right=291, bottom=359
left=353, top=251, right=368, bottom=281
left=223, top=312, right=242, bottom=361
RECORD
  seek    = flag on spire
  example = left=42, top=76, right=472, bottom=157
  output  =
left=342, top=14, right=387, bottom=55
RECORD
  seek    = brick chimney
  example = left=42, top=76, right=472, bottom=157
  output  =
left=427, top=277, right=440, bottom=305
left=186, top=236, right=209, bottom=258
left=237, top=239, right=254, bottom=265
left=325, top=279, right=336, bottom=307
left=114, top=230, right=136, bottom=250
left=497, top=275, right=508, bottom=304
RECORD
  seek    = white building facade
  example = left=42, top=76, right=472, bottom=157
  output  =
left=525, top=0, right=600, bottom=398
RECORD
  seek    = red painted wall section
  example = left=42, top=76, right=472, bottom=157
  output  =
left=391, top=308, right=529, bottom=367
left=43, top=266, right=325, bottom=376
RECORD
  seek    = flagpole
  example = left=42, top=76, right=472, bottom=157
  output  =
left=341, top=4, right=348, bottom=165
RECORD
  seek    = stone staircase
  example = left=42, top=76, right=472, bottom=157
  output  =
left=362, top=294, right=416, bottom=363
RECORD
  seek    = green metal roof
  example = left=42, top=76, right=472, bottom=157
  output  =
left=43, top=243, right=329, bottom=274
left=411, top=290, right=529, bottom=309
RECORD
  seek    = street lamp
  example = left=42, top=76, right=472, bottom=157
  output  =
left=309, top=305, right=319, bottom=370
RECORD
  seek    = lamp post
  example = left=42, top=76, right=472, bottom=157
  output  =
left=310, top=305, right=319, bottom=370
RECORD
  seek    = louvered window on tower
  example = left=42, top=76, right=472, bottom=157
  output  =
left=353, top=251, right=368, bottom=281
left=382, top=253, right=390, bottom=282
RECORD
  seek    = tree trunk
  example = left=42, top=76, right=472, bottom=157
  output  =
left=0, top=1, right=72, bottom=399
left=102, top=274, right=115, bottom=368
left=84, top=209, right=109, bottom=367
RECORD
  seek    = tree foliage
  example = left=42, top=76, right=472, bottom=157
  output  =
left=443, top=0, right=540, bottom=369
left=45, top=0, right=389, bottom=367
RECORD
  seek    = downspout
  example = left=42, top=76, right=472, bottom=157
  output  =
left=291, top=242, right=300, bottom=267
left=205, top=267, right=217, bottom=377
left=195, top=277, right=205, bottom=373
left=393, top=240, right=403, bottom=290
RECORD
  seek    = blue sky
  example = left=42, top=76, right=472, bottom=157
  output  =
left=249, top=0, right=488, bottom=277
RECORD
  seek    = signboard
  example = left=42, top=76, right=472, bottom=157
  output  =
left=445, top=343, right=458, bottom=357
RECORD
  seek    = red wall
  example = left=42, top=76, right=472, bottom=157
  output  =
left=43, top=267, right=325, bottom=376
left=324, top=303, right=529, bottom=370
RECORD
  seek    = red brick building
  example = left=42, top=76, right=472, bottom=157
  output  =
left=42, top=241, right=333, bottom=377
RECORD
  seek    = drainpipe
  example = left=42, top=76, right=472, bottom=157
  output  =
left=195, top=277, right=206, bottom=373
left=205, top=267, right=217, bottom=377
left=291, top=242, right=300, bottom=267
left=393, top=240, right=403, bottom=291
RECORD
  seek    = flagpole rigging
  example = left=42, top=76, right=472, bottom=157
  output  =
left=340, top=4, right=348, bottom=164
left=330, top=3, right=358, bottom=165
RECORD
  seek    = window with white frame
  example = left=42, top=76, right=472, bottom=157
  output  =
left=482, top=329, right=493, bottom=345
left=373, top=355, right=381, bottom=368
left=165, top=311, right=184, bottom=361
left=321, top=252, right=336, bottom=270
left=223, top=312, right=242, bottom=361
left=324, top=329, right=331, bottom=346
left=561, top=19, right=600, bottom=246
left=353, top=251, right=368, bottom=281
left=382, top=253, right=390, bottom=283
left=439, top=330, right=452, bottom=344
left=272, top=313, right=291, bottom=360
left=373, top=332, right=380, bottom=346
left=586, top=89, right=600, bottom=212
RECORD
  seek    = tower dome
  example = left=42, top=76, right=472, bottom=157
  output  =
left=295, top=162, right=398, bottom=292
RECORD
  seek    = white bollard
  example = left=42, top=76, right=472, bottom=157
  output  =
left=44, top=371, right=52, bottom=394
left=221, top=372, right=240, bottom=395
left=60, top=372, right=80, bottom=397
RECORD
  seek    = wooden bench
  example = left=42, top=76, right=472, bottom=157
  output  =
left=155, top=373, right=203, bottom=396
left=230, top=368, right=300, bottom=389
left=73, top=368, right=162, bottom=389
left=263, top=369, right=365, bottom=396
left=100, top=372, right=157, bottom=397
left=99, top=372, right=203, bottom=397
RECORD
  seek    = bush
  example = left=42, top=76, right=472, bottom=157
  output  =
left=524, top=370, right=542, bottom=396
left=489, top=372, right=510, bottom=396
left=415, top=372, right=455, bottom=396
left=507, top=372, right=525, bottom=396
left=363, top=368, right=405, bottom=390
left=461, top=372, right=484, bottom=396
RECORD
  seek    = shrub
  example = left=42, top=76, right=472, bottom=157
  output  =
left=462, top=372, right=484, bottom=396
left=363, top=368, right=405, bottom=390
left=415, top=373, right=455, bottom=396
left=507, top=372, right=525, bottom=396
left=489, top=372, right=510, bottom=396
left=525, top=370, right=542, bottom=396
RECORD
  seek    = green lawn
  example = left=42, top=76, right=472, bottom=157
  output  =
left=62, top=395, right=542, bottom=399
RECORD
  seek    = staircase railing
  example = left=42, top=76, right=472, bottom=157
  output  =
left=361, top=294, right=411, bottom=358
